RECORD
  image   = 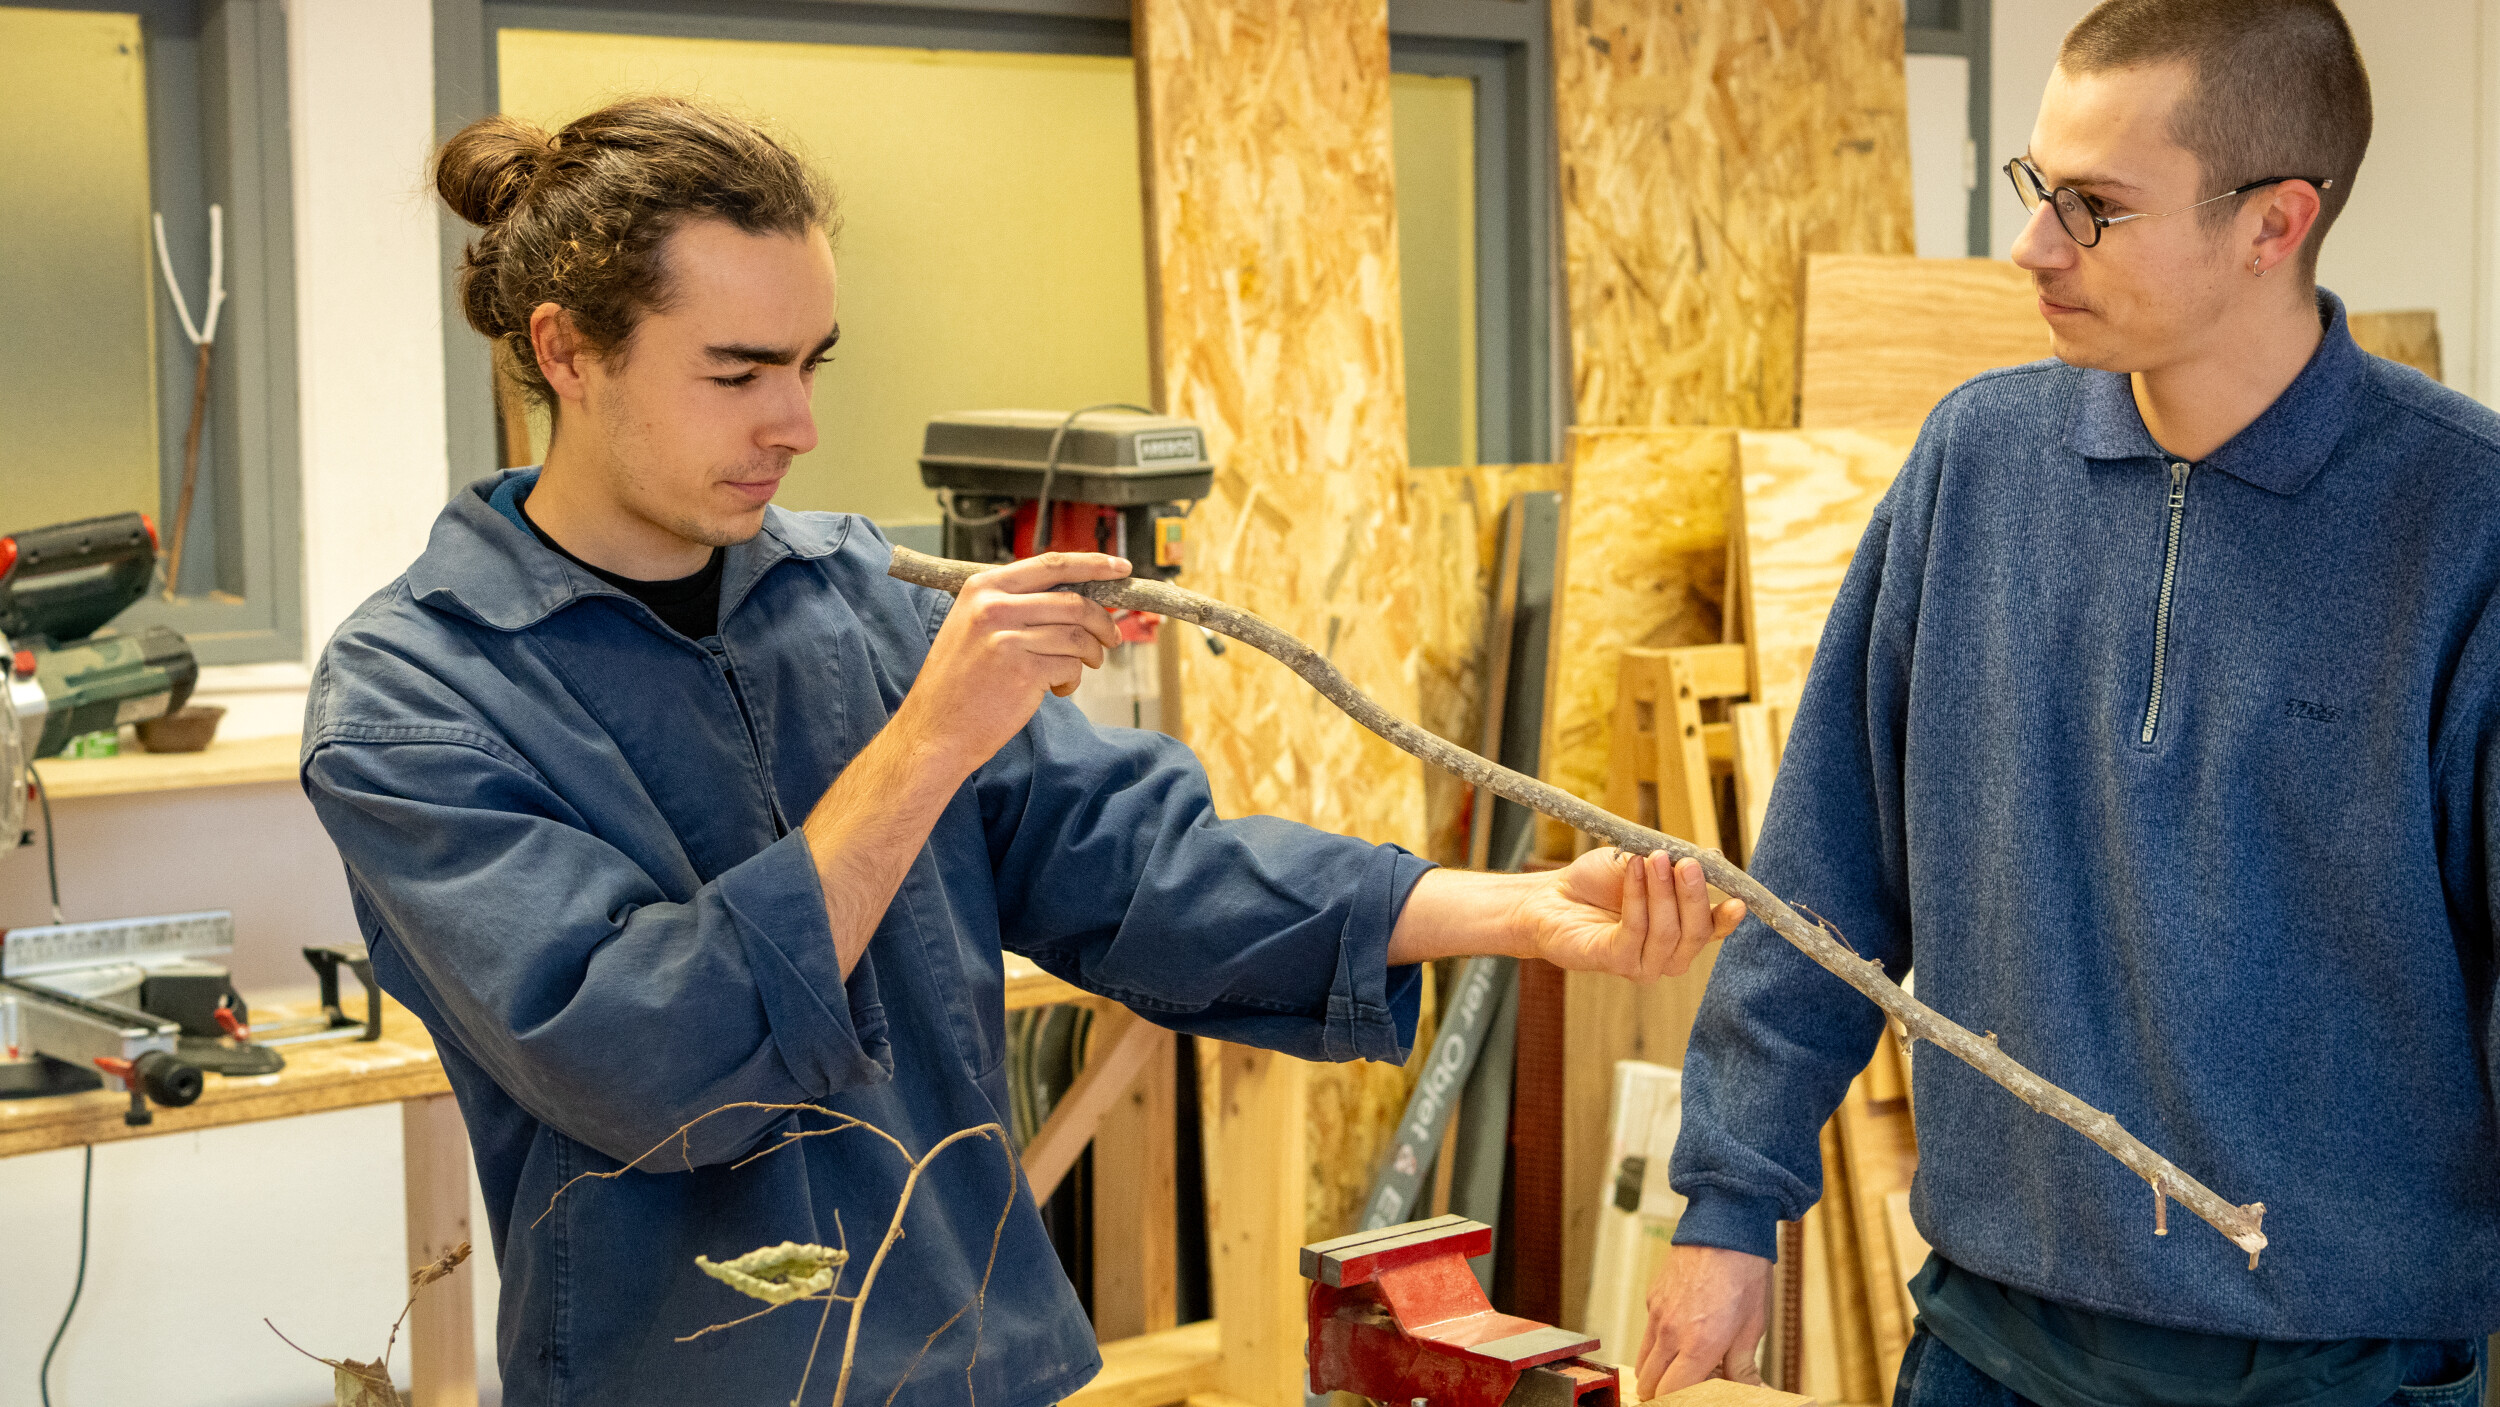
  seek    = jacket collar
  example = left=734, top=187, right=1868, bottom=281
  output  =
left=408, top=468, right=851, bottom=632
left=2065, top=288, right=2364, bottom=496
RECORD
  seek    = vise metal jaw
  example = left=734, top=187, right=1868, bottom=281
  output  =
left=1303, top=1215, right=1620, bottom=1407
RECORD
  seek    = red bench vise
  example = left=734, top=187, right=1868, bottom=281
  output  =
left=1303, top=1215, right=1621, bottom=1407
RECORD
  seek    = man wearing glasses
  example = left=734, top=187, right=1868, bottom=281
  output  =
left=1637, top=0, right=2500, bottom=1402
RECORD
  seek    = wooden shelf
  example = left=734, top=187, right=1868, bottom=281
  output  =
left=0, top=997, right=448, bottom=1158
left=1005, top=952, right=1093, bottom=1010
left=1064, top=1320, right=1221, bottom=1407
left=31, top=731, right=300, bottom=802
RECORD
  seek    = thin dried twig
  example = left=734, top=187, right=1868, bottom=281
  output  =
left=888, top=545, right=2271, bottom=1265
left=534, top=1100, right=1021, bottom=1406
left=266, top=1240, right=472, bottom=1407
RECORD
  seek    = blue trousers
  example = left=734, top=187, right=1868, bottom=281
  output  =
left=1891, top=1325, right=2488, bottom=1407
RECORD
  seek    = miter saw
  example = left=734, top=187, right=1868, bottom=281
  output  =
left=0, top=512, right=201, bottom=837
left=0, top=512, right=215, bottom=1120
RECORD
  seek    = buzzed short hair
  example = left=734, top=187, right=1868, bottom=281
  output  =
left=2060, top=0, right=2370, bottom=277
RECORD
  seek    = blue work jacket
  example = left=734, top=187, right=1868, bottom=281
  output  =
left=301, top=471, right=1427, bottom=1407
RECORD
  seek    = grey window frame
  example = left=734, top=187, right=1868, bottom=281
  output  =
left=1906, top=0, right=1992, bottom=258
left=432, top=0, right=1564, bottom=487
left=1388, top=1, right=1559, bottom=466
left=27, top=0, right=302, bottom=665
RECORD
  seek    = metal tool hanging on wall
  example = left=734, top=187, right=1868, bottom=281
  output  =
left=151, top=203, right=226, bottom=600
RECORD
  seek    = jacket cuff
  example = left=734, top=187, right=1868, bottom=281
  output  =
left=719, top=829, right=894, bottom=1093
left=1324, top=846, right=1434, bottom=1063
left=1670, top=1187, right=1785, bottom=1261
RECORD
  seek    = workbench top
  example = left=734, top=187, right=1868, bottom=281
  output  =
left=31, top=731, right=301, bottom=801
left=0, top=997, right=448, bottom=1158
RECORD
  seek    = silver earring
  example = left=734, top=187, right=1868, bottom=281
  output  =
left=2253, top=258, right=2265, bottom=277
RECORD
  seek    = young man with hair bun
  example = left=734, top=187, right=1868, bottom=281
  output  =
left=1643, top=2, right=2499, bottom=1402
left=303, top=96, right=1744, bottom=1406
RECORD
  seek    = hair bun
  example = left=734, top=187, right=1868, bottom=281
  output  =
left=434, top=115, right=558, bottom=227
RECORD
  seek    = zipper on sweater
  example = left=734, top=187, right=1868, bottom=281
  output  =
left=2139, top=460, right=2192, bottom=746
left=706, top=640, right=790, bottom=837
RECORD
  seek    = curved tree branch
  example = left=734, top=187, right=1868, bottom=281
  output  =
left=888, top=546, right=2269, bottom=1266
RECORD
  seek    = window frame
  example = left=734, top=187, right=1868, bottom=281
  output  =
left=1906, top=0, right=1993, bottom=258
left=431, top=0, right=1565, bottom=488
left=23, top=0, right=303, bottom=665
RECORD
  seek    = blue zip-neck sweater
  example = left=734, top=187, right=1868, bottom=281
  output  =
left=1672, top=291, right=2500, bottom=1339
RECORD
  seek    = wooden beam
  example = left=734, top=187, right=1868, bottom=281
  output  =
left=402, top=1092, right=478, bottom=1407
left=1207, top=1044, right=1309, bottom=1407
left=1093, top=1024, right=1181, bottom=1339
left=1024, top=1008, right=1165, bottom=1203
left=1061, top=1320, right=1222, bottom=1407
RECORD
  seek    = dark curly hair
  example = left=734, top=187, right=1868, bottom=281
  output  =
left=434, top=96, right=837, bottom=409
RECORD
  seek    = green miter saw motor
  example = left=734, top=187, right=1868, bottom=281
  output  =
left=0, top=513, right=199, bottom=791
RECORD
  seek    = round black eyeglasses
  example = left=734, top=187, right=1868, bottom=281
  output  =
left=2004, top=156, right=2334, bottom=249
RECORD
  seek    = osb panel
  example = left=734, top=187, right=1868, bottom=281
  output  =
left=1799, top=255, right=2049, bottom=428
left=1737, top=428, right=1919, bottom=708
left=1554, top=0, right=1914, bottom=429
left=1412, top=464, right=1567, bottom=866
left=2351, top=308, right=2443, bottom=382
left=1537, top=429, right=1735, bottom=857
left=1137, top=0, right=1423, bottom=851
left=1134, top=0, right=1423, bottom=1255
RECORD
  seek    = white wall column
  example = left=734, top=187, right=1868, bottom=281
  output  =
left=288, top=0, right=450, bottom=655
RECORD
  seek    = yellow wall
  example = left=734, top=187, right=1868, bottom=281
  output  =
left=1390, top=71, right=1478, bottom=469
left=498, top=29, right=1155, bottom=527
left=0, top=6, right=162, bottom=531
left=497, top=32, right=1485, bottom=518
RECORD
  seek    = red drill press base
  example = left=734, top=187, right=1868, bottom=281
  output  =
left=1304, top=1215, right=1621, bottom=1407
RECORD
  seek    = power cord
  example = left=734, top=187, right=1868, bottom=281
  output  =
left=26, top=761, right=60, bottom=923
left=39, top=1144, right=93, bottom=1407
left=1031, top=403, right=1155, bottom=559
left=26, top=759, right=82, bottom=1406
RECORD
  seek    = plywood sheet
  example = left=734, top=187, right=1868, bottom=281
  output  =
left=1412, top=464, right=1566, bottom=865
left=1736, top=429, right=1920, bottom=708
left=2351, top=308, right=2442, bottom=382
left=1539, top=429, right=1734, bottom=856
left=1553, top=0, right=1914, bottom=429
left=1798, top=255, right=2049, bottom=429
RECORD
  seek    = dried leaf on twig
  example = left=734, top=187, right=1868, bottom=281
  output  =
left=697, top=1241, right=847, bottom=1306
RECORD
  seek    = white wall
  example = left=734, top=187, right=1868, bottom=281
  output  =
left=1990, top=0, right=2492, bottom=398
left=0, top=3, right=488, bottom=1404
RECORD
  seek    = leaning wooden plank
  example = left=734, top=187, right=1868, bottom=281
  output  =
left=2350, top=309, right=2442, bottom=382
left=1819, top=1121, right=1882, bottom=1405
left=1414, top=464, right=1566, bottom=866
left=1832, top=1036, right=1920, bottom=1389
left=1798, top=256, right=2050, bottom=429
left=1737, top=429, right=1921, bottom=709
left=1729, top=701, right=1781, bottom=866
left=1553, top=0, right=1913, bottom=428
